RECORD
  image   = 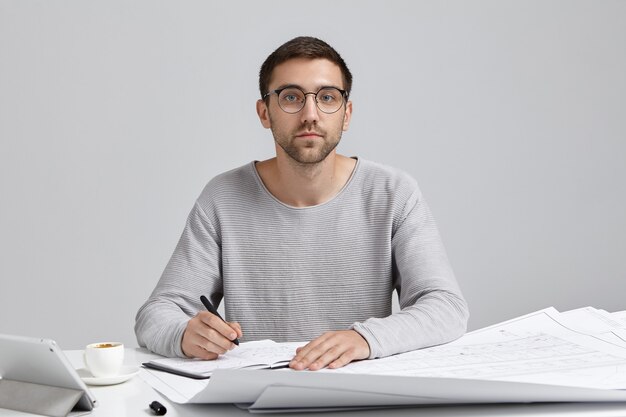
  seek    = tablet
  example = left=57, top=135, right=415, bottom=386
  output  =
left=0, top=333, right=96, bottom=412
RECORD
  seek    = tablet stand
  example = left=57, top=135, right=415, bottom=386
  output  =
left=0, top=378, right=85, bottom=417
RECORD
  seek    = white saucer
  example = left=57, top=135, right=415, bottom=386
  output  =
left=77, top=365, right=139, bottom=386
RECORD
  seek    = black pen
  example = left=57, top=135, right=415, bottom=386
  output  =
left=200, top=295, right=240, bottom=345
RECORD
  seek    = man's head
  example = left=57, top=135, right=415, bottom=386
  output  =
left=259, top=36, right=352, bottom=99
left=256, top=37, right=353, bottom=166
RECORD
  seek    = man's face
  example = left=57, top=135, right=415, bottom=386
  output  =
left=257, top=58, right=352, bottom=165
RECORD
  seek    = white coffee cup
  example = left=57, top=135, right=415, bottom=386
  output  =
left=84, top=342, right=124, bottom=377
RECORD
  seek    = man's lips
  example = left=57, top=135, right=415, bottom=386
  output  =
left=296, top=131, right=323, bottom=138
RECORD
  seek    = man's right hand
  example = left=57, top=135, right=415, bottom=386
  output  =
left=181, top=312, right=242, bottom=359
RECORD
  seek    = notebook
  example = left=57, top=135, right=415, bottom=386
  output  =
left=143, top=339, right=302, bottom=379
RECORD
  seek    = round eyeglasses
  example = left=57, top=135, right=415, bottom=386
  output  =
left=262, top=86, right=347, bottom=114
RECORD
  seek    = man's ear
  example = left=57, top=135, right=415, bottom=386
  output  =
left=256, top=99, right=271, bottom=129
left=342, top=100, right=353, bottom=131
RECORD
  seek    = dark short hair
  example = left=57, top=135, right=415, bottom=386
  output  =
left=259, top=36, right=353, bottom=99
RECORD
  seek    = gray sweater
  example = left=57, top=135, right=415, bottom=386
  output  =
left=135, top=158, right=469, bottom=359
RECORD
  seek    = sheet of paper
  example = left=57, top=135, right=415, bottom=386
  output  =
left=465, top=307, right=559, bottom=335
left=560, top=307, right=626, bottom=334
left=139, top=368, right=209, bottom=403
left=610, top=310, right=626, bottom=326
left=528, top=307, right=626, bottom=348
left=326, top=308, right=626, bottom=389
left=200, top=368, right=626, bottom=407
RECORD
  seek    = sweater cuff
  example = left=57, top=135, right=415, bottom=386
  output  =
left=351, top=322, right=382, bottom=359
left=171, top=319, right=189, bottom=358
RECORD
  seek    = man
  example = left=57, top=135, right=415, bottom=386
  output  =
left=135, top=36, right=469, bottom=371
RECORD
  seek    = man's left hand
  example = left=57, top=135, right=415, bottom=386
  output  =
left=289, top=330, right=370, bottom=371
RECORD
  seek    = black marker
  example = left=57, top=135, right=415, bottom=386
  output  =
left=149, top=400, right=167, bottom=415
left=200, top=295, right=240, bottom=345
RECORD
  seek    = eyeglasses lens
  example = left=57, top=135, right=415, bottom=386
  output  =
left=277, top=88, right=344, bottom=114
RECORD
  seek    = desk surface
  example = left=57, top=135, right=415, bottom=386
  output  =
left=2, top=348, right=626, bottom=417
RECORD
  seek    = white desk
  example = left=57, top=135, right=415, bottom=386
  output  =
left=2, top=348, right=626, bottom=417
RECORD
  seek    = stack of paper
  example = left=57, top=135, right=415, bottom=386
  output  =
left=328, top=307, right=626, bottom=388
left=140, top=306, right=626, bottom=412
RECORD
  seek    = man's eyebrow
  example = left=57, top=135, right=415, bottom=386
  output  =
left=272, top=83, right=344, bottom=92
left=273, top=83, right=302, bottom=91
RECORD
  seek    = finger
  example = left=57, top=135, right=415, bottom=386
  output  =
left=306, top=345, right=344, bottom=371
left=292, top=335, right=328, bottom=362
left=327, top=351, right=356, bottom=369
left=289, top=344, right=306, bottom=365
left=182, top=328, right=224, bottom=359
left=290, top=339, right=333, bottom=370
left=184, top=315, right=234, bottom=355
left=198, top=312, right=239, bottom=347
left=291, top=331, right=369, bottom=371
left=196, top=334, right=232, bottom=356
left=227, top=321, right=243, bottom=339
left=185, top=343, right=220, bottom=360
left=188, top=324, right=232, bottom=355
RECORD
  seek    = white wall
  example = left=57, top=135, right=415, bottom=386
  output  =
left=1, top=0, right=625, bottom=349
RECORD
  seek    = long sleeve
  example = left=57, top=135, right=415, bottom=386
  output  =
left=134, top=201, right=223, bottom=358
left=352, top=188, right=469, bottom=359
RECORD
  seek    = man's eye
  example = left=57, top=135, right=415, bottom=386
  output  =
left=320, top=94, right=335, bottom=102
left=284, top=94, right=298, bottom=102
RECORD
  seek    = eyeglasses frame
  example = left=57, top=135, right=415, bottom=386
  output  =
left=262, top=85, right=348, bottom=114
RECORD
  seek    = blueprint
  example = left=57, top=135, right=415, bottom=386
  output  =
left=327, top=307, right=626, bottom=389
left=140, top=306, right=626, bottom=408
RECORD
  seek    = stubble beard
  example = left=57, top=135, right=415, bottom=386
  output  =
left=270, top=120, right=343, bottom=166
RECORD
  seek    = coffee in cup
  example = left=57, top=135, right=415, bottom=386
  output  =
left=84, top=342, right=124, bottom=377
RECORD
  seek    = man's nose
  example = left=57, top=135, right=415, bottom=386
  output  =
left=300, top=93, right=320, bottom=123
